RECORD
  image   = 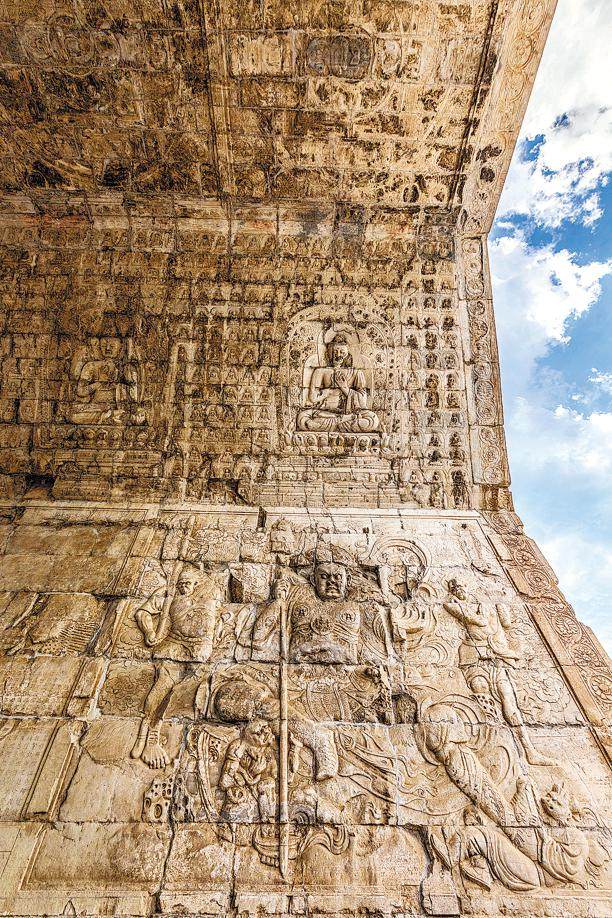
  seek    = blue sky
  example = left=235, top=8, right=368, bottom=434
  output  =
left=489, top=0, right=612, bottom=654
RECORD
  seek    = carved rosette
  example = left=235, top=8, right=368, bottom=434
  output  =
left=459, top=236, right=511, bottom=494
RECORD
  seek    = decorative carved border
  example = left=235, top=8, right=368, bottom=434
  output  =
left=459, top=0, right=559, bottom=233
left=458, top=234, right=510, bottom=491
left=483, top=510, right=612, bottom=756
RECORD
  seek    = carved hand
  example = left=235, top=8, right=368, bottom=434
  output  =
left=143, top=627, right=158, bottom=646
left=273, top=577, right=291, bottom=602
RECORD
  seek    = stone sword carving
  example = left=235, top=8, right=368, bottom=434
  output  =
left=277, top=566, right=290, bottom=880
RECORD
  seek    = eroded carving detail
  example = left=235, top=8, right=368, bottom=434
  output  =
left=131, top=551, right=226, bottom=768
left=296, top=330, right=381, bottom=436
left=0, top=0, right=607, bottom=912
left=68, top=334, right=146, bottom=427
left=444, top=579, right=552, bottom=766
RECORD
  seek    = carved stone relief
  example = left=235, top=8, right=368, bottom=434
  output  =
left=122, top=511, right=608, bottom=912
left=0, top=508, right=599, bottom=915
left=483, top=511, right=612, bottom=737
left=66, top=335, right=146, bottom=428
left=0, top=203, right=486, bottom=510
left=282, top=310, right=394, bottom=456
left=0, top=0, right=607, bottom=914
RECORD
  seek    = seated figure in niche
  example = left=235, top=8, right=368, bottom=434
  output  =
left=70, top=335, right=145, bottom=425
left=296, top=331, right=380, bottom=433
left=425, top=374, right=440, bottom=409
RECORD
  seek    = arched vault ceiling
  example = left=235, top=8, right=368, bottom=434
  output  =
left=0, top=0, right=555, bottom=230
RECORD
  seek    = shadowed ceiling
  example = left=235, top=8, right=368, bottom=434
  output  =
left=0, top=0, right=550, bottom=224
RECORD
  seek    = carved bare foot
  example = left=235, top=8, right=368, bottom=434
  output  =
left=140, top=740, right=170, bottom=770
left=525, top=748, right=554, bottom=767
left=130, top=723, right=148, bottom=761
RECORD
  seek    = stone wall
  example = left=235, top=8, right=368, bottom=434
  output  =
left=0, top=0, right=610, bottom=915
left=0, top=501, right=610, bottom=916
left=0, top=212, right=510, bottom=512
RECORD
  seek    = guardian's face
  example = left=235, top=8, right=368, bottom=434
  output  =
left=314, top=562, right=347, bottom=600
left=177, top=570, right=198, bottom=595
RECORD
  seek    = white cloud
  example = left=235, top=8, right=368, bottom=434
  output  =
left=509, top=399, right=612, bottom=479
left=489, top=236, right=612, bottom=653
left=489, top=231, right=611, bottom=388
left=521, top=1, right=611, bottom=136
left=506, top=394, right=612, bottom=655
left=497, top=0, right=612, bottom=227
left=497, top=118, right=611, bottom=228
left=588, top=368, right=612, bottom=396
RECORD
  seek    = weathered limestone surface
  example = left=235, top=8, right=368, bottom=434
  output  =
left=0, top=0, right=610, bottom=915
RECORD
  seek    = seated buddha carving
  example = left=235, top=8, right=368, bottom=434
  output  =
left=296, top=332, right=380, bottom=433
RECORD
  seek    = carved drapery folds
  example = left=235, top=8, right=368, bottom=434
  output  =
left=0, top=0, right=608, bottom=915
left=282, top=311, right=393, bottom=455
left=0, top=493, right=608, bottom=917
left=0, top=507, right=604, bottom=915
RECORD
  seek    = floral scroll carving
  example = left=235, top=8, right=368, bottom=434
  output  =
left=460, top=236, right=510, bottom=493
